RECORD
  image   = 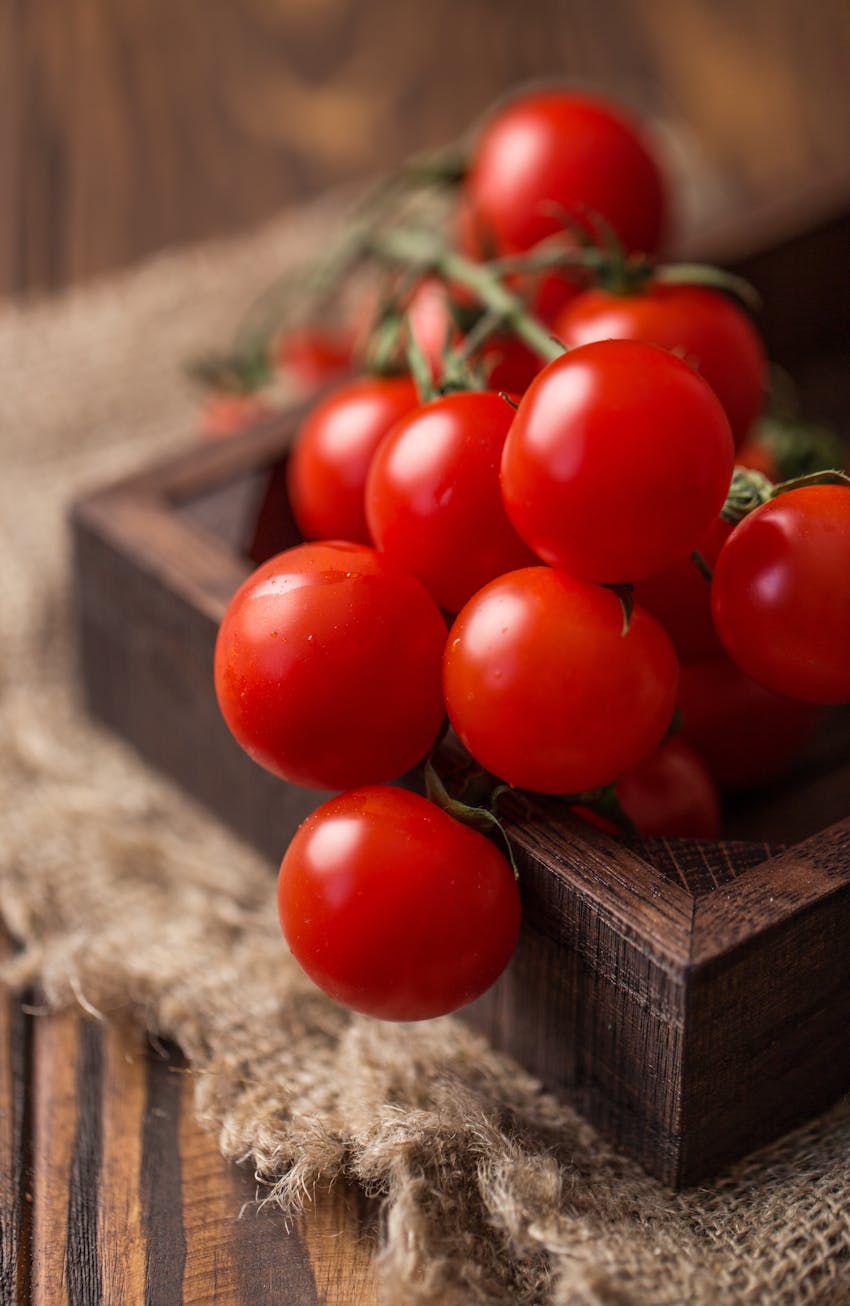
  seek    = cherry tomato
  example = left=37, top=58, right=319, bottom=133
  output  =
left=286, top=376, right=419, bottom=543
left=214, top=542, right=447, bottom=790
left=443, top=567, right=678, bottom=794
left=633, top=517, right=733, bottom=663
left=461, top=90, right=668, bottom=264
left=678, top=657, right=821, bottom=789
left=200, top=391, right=270, bottom=440
left=404, top=277, right=462, bottom=377
left=478, top=333, right=545, bottom=393
left=555, top=284, right=767, bottom=447
left=501, top=340, right=735, bottom=583
left=366, top=392, right=536, bottom=613
left=711, top=485, right=850, bottom=704
left=578, top=737, right=721, bottom=839
left=274, top=325, right=354, bottom=390
left=278, top=785, right=521, bottom=1020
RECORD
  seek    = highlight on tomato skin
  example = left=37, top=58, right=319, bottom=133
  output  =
left=277, top=786, right=522, bottom=1021
left=710, top=484, right=850, bottom=705
left=500, top=339, right=735, bottom=584
left=214, top=541, right=448, bottom=792
left=442, top=566, right=679, bottom=795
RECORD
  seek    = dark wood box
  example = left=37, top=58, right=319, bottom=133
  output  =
left=72, top=209, right=850, bottom=1188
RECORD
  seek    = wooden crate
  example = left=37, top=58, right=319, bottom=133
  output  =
left=72, top=210, right=850, bottom=1187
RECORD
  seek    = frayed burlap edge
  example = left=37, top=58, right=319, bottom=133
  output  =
left=1, top=199, right=849, bottom=1306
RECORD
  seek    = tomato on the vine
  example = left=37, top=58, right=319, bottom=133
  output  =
left=633, top=516, right=733, bottom=663
left=677, top=657, right=821, bottom=789
left=366, top=391, right=536, bottom=613
left=278, top=785, right=521, bottom=1020
left=286, top=376, right=419, bottom=543
left=443, top=567, right=678, bottom=794
left=711, top=485, right=850, bottom=704
left=200, top=391, right=270, bottom=440
left=461, top=90, right=668, bottom=265
left=274, top=325, right=354, bottom=390
left=712, top=484, right=850, bottom=705
left=214, top=542, right=447, bottom=790
left=501, top=340, right=735, bottom=583
left=577, top=736, right=721, bottom=839
left=555, top=283, right=767, bottom=447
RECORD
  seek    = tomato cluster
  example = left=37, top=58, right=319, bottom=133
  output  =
left=212, top=87, right=850, bottom=1021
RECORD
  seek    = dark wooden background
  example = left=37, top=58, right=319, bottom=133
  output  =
left=2, top=3, right=850, bottom=1302
left=1, top=0, right=849, bottom=295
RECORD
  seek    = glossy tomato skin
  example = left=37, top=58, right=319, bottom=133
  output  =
left=214, top=542, right=447, bottom=790
left=462, top=90, right=668, bottom=262
left=366, top=392, right=537, bottom=613
left=555, top=284, right=767, bottom=447
left=579, top=737, right=721, bottom=838
left=443, top=567, right=678, bottom=794
left=286, top=376, right=419, bottom=543
left=678, top=657, right=821, bottom=789
left=711, top=485, right=850, bottom=704
left=633, top=516, right=733, bottom=663
left=501, top=340, right=735, bottom=583
left=278, top=786, right=521, bottom=1021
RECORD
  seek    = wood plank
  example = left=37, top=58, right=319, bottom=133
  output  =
left=30, top=1010, right=84, bottom=1306
left=0, top=935, right=31, bottom=1306
left=97, top=1021, right=150, bottom=1305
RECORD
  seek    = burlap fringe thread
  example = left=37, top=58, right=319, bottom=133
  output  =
left=1, top=197, right=849, bottom=1305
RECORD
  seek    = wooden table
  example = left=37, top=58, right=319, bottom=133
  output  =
left=1, top=933, right=379, bottom=1304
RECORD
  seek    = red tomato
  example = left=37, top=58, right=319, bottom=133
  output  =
left=278, top=785, right=521, bottom=1020
left=443, top=567, right=678, bottom=794
left=461, top=90, right=668, bottom=264
left=711, top=485, right=850, bottom=704
left=633, top=517, right=733, bottom=663
left=274, top=325, right=354, bottom=389
left=501, top=340, right=735, bottom=583
left=286, top=376, right=419, bottom=543
left=404, top=277, right=461, bottom=376
left=214, top=542, right=447, bottom=790
left=678, top=657, right=821, bottom=789
left=366, top=392, right=536, bottom=613
left=555, top=284, right=767, bottom=448
left=477, top=333, right=545, bottom=393
left=578, top=737, right=721, bottom=838
left=200, top=391, right=270, bottom=440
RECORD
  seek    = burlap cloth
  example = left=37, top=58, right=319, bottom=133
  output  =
left=1, top=194, right=848, bottom=1306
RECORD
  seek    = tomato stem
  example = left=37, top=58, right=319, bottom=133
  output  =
left=368, top=228, right=566, bottom=364
left=424, top=758, right=519, bottom=878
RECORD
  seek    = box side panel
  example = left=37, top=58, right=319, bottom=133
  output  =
left=681, top=883, right=850, bottom=1184
left=465, top=845, right=689, bottom=1186
left=72, top=508, right=324, bottom=865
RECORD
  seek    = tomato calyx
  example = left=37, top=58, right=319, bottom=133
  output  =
left=424, top=758, right=519, bottom=877
left=602, top=583, right=635, bottom=635
left=560, top=784, right=640, bottom=837
left=721, top=464, right=850, bottom=525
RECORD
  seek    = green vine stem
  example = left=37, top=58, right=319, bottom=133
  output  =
left=368, top=228, right=566, bottom=364
left=424, top=759, right=519, bottom=877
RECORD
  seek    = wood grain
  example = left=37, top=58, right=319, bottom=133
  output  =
left=2, top=1000, right=380, bottom=1305
left=2, top=0, right=849, bottom=294
left=0, top=937, right=31, bottom=1306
